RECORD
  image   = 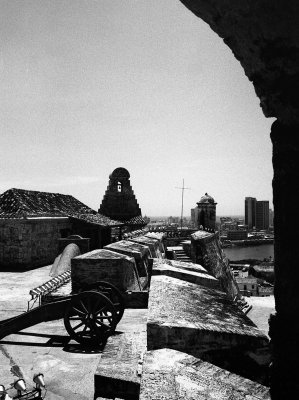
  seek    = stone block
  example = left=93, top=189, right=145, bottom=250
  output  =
left=128, top=236, right=161, bottom=258
left=147, top=276, right=269, bottom=381
left=104, top=240, right=150, bottom=278
left=72, top=249, right=141, bottom=292
left=152, top=259, right=220, bottom=290
left=140, top=349, right=270, bottom=400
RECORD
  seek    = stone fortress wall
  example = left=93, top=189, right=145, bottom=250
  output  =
left=191, top=230, right=241, bottom=300
left=32, top=227, right=270, bottom=398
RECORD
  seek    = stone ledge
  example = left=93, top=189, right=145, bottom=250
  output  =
left=140, top=348, right=270, bottom=400
left=147, top=276, right=268, bottom=360
left=152, top=260, right=220, bottom=290
left=94, top=309, right=147, bottom=400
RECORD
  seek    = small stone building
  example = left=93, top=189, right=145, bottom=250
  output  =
left=99, top=167, right=147, bottom=232
left=0, top=188, right=121, bottom=269
left=235, top=276, right=259, bottom=296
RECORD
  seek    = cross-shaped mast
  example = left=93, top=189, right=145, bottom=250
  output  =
left=175, top=179, right=191, bottom=230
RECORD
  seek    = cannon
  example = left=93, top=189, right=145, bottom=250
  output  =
left=0, top=243, right=156, bottom=347
left=0, top=280, right=125, bottom=346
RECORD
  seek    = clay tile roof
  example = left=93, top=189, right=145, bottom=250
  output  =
left=68, top=213, right=121, bottom=227
left=122, top=215, right=147, bottom=226
left=0, top=188, right=121, bottom=226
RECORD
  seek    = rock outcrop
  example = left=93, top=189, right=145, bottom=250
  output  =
left=180, top=0, right=299, bottom=124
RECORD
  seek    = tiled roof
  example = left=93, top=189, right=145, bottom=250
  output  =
left=68, top=213, right=121, bottom=227
left=0, top=188, right=121, bottom=227
left=121, top=215, right=147, bottom=226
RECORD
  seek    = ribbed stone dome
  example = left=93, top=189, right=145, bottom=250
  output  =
left=198, top=193, right=215, bottom=204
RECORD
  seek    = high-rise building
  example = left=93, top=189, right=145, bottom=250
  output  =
left=256, top=201, right=270, bottom=230
left=245, top=197, right=256, bottom=229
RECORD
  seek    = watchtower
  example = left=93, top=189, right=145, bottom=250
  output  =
left=99, top=167, right=143, bottom=224
left=195, top=193, right=217, bottom=230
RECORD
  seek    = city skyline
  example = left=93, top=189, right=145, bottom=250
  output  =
left=1, top=1, right=274, bottom=216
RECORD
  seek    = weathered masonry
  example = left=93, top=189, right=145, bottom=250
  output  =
left=179, top=1, right=299, bottom=397
left=0, top=188, right=121, bottom=269
left=1, top=229, right=270, bottom=399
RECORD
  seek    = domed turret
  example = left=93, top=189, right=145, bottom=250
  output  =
left=193, top=193, right=217, bottom=230
left=197, top=193, right=216, bottom=205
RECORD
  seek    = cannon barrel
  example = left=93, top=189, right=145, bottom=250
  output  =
left=0, top=297, right=71, bottom=341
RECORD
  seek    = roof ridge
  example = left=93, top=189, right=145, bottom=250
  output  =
left=0, top=188, right=122, bottom=226
left=10, top=187, right=75, bottom=197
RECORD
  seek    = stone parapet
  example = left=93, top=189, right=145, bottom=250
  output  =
left=191, top=230, right=240, bottom=300
left=140, top=349, right=270, bottom=400
left=104, top=240, right=150, bottom=278
left=71, top=249, right=141, bottom=293
left=152, top=259, right=220, bottom=290
left=147, top=275, right=269, bottom=384
left=128, top=236, right=162, bottom=258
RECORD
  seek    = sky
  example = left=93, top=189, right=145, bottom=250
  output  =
left=0, top=0, right=275, bottom=217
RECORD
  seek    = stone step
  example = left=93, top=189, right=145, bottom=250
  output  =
left=175, top=256, right=192, bottom=261
left=174, top=247, right=192, bottom=263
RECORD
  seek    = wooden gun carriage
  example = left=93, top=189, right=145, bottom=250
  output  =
left=0, top=246, right=153, bottom=346
left=0, top=278, right=126, bottom=346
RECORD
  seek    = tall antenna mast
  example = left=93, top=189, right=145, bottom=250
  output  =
left=175, top=179, right=191, bottom=230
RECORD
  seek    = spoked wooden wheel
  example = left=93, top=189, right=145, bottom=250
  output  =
left=64, top=291, right=117, bottom=346
left=81, top=281, right=125, bottom=323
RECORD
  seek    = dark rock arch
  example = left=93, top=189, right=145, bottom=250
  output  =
left=179, top=1, right=299, bottom=397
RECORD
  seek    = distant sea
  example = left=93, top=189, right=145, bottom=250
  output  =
left=223, top=244, right=274, bottom=261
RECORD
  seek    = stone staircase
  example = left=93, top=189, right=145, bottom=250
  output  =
left=174, top=246, right=192, bottom=263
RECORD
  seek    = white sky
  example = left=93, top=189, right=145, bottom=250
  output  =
left=0, top=0, right=275, bottom=217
